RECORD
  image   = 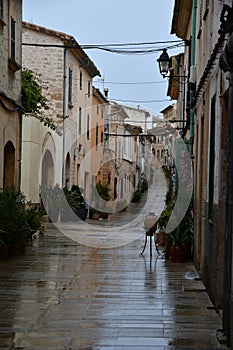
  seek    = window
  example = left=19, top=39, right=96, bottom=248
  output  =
left=78, top=107, right=82, bottom=135
left=79, top=71, right=82, bottom=90
left=95, top=123, right=99, bottom=148
left=87, top=81, right=91, bottom=98
left=87, top=114, right=90, bottom=140
left=101, top=131, right=104, bottom=144
left=0, top=0, right=3, bottom=19
left=10, top=17, right=16, bottom=60
left=68, top=68, right=73, bottom=106
left=208, top=95, right=216, bottom=221
left=97, top=104, right=99, bottom=115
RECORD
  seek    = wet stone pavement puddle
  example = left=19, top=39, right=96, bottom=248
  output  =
left=0, top=225, right=228, bottom=350
left=0, top=176, right=229, bottom=349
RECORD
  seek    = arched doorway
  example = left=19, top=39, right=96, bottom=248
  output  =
left=3, top=141, right=15, bottom=189
left=41, top=150, right=54, bottom=188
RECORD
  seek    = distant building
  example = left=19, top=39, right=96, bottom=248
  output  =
left=120, top=104, right=150, bottom=133
left=87, top=87, right=108, bottom=204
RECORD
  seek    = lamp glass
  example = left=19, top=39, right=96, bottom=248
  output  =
left=157, top=49, right=170, bottom=77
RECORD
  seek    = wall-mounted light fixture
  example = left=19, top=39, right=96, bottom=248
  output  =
left=157, top=48, right=188, bottom=80
left=157, top=49, right=171, bottom=78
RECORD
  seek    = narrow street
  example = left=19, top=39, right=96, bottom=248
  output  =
left=0, top=227, right=227, bottom=350
left=0, top=176, right=228, bottom=350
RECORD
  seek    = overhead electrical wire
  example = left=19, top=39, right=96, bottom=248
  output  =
left=74, top=77, right=166, bottom=85
left=110, top=98, right=171, bottom=103
left=81, top=39, right=183, bottom=48
left=22, top=39, right=181, bottom=107
left=95, top=43, right=184, bottom=55
left=93, top=80, right=166, bottom=85
left=22, top=39, right=184, bottom=55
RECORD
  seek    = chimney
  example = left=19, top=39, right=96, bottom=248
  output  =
left=104, top=88, right=109, bottom=98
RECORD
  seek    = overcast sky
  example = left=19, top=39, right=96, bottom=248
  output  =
left=23, top=1, right=182, bottom=117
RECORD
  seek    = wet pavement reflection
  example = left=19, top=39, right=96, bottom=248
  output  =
left=0, top=223, right=228, bottom=350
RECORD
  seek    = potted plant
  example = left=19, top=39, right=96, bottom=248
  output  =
left=131, top=190, right=142, bottom=203
left=168, top=227, right=192, bottom=262
left=0, top=230, right=9, bottom=259
left=96, top=183, right=111, bottom=219
left=165, top=202, right=193, bottom=262
left=62, top=185, right=88, bottom=221
left=0, top=188, right=29, bottom=256
left=25, top=204, right=44, bottom=239
left=156, top=202, right=174, bottom=246
left=89, top=207, right=101, bottom=220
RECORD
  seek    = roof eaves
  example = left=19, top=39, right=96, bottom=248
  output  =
left=23, top=21, right=101, bottom=78
left=170, top=0, right=192, bottom=40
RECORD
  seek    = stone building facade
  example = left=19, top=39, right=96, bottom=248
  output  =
left=169, top=0, right=233, bottom=346
left=84, top=87, right=108, bottom=206
left=0, top=0, right=23, bottom=191
left=21, top=22, right=100, bottom=203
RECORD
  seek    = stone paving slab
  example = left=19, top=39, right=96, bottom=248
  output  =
left=0, top=225, right=228, bottom=350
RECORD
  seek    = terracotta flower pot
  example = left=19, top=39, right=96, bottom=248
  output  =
left=92, top=212, right=100, bottom=220
left=170, top=244, right=185, bottom=262
left=156, top=232, right=168, bottom=246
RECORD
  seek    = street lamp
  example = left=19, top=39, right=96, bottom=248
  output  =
left=157, top=48, right=171, bottom=78
left=157, top=49, right=189, bottom=81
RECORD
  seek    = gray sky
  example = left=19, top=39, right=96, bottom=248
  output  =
left=23, top=1, right=182, bottom=116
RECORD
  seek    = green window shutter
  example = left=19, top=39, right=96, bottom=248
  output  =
left=68, top=68, right=72, bottom=104
left=79, top=71, right=82, bottom=90
left=79, top=107, right=82, bottom=135
left=87, top=114, right=90, bottom=140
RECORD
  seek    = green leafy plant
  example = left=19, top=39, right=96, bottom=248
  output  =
left=131, top=190, right=142, bottom=203
left=21, top=68, right=59, bottom=132
left=140, top=178, right=148, bottom=192
left=92, top=183, right=111, bottom=219
left=96, top=183, right=111, bottom=201
left=168, top=227, right=191, bottom=245
left=65, top=185, right=86, bottom=209
left=62, top=185, right=88, bottom=221
left=157, top=202, right=174, bottom=231
left=0, top=188, right=29, bottom=254
left=25, top=205, right=44, bottom=232
left=21, top=68, right=48, bottom=114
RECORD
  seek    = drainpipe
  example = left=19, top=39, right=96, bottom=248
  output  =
left=62, top=48, right=67, bottom=188
left=190, top=0, right=197, bottom=158
left=18, top=111, right=22, bottom=192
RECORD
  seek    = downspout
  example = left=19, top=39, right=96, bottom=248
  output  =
left=190, top=0, right=197, bottom=158
left=62, top=48, right=67, bottom=188
left=18, top=111, right=22, bottom=192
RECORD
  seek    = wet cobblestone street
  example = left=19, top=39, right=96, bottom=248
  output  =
left=0, top=223, right=228, bottom=350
